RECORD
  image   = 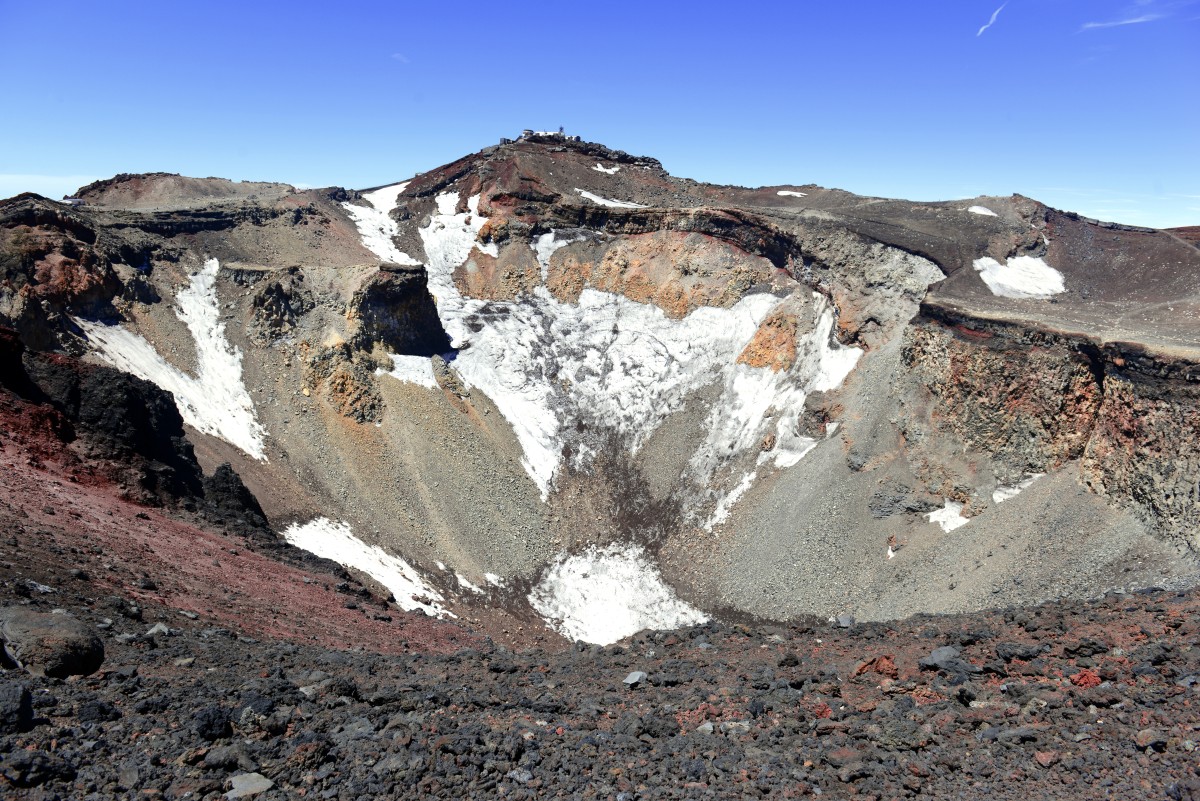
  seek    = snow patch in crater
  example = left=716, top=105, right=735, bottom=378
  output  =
left=76, top=258, right=267, bottom=460
left=968, top=206, right=998, bottom=217
left=777, top=190, right=807, bottom=198
left=281, top=517, right=448, bottom=617
left=528, top=544, right=707, bottom=645
left=574, top=188, right=647, bottom=209
left=927, top=500, right=969, bottom=532
left=593, top=163, right=620, bottom=175
left=415, top=191, right=862, bottom=515
left=973, top=256, right=1065, bottom=299
left=378, top=354, right=438, bottom=389
left=993, top=473, right=1044, bottom=504
left=343, top=182, right=420, bottom=266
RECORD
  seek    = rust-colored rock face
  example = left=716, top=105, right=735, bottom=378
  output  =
left=738, top=308, right=801, bottom=371
left=545, top=231, right=774, bottom=318
left=903, top=319, right=1103, bottom=475
left=903, top=308, right=1199, bottom=544
left=1083, top=368, right=1200, bottom=544
left=453, top=244, right=540, bottom=301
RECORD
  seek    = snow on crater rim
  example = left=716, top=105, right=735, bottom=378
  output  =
left=76, top=258, right=267, bottom=460
left=777, top=190, right=807, bottom=198
left=343, top=182, right=420, bottom=266
left=593, top=163, right=620, bottom=175
left=281, top=517, right=449, bottom=617
left=973, top=255, right=1065, bottom=300
left=528, top=544, right=708, bottom=645
left=968, top=206, right=998, bottom=217
left=574, top=188, right=647, bottom=209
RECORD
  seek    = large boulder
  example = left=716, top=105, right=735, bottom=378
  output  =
left=0, top=607, right=104, bottom=678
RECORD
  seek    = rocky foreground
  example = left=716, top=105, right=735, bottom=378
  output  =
left=1, top=464, right=1199, bottom=801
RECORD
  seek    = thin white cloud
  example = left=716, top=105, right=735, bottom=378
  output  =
left=977, top=3, right=1007, bottom=35
left=390, top=52, right=410, bottom=63
left=1081, top=13, right=1163, bottom=29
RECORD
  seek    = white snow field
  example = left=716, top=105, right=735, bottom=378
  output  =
left=412, top=192, right=863, bottom=505
left=378, top=354, right=439, bottom=389
left=777, top=190, right=807, bottom=198
left=527, top=544, right=708, bottom=645
left=76, top=258, right=268, bottom=460
left=573, top=188, right=647, bottom=209
left=592, top=163, right=620, bottom=175
left=927, top=500, right=970, bottom=532
left=968, top=206, right=998, bottom=217
left=973, top=256, right=1065, bottom=299
left=281, top=518, right=448, bottom=617
left=342, top=182, right=420, bottom=266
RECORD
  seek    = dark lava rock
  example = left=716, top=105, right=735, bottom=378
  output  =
left=0, top=749, right=76, bottom=787
left=0, top=681, right=33, bottom=733
left=193, top=704, right=232, bottom=741
left=0, top=606, right=104, bottom=677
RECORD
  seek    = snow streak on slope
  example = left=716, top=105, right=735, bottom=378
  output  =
left=693, top=297, right=862, bottom=530
left=527, top=544, right=708, bottom=645
left=593, top=163, right=620, bottom=175
left=574, top=189, right=647, bottom=209
left=342, top=182, right=420, bottom=266
left=281, top=518, right=448, bottom=617
left=76, top=258, right=268, bottom=460
left=993, top=473, right=1044, bottom=504
left=973, top=256, right=1065, bottom=299
left=777, top=190, right=807, bottom=198
left=531, top=231, right=582, bottom=282
left=968, top=205, right=998, bottom=217
left=415, top=192, right=862, bottom=513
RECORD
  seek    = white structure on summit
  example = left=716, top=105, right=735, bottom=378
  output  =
left=501, top=127, right=582, bottom=145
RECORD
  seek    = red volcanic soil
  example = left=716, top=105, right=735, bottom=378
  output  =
left=0, top=406, right=477, bottom=657
left=1169, top=226, right=1200, bottom=247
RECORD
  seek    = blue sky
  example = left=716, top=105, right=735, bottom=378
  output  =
left=1, top=1, right=1197, bottom=227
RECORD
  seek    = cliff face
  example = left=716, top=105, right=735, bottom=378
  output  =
left=902, top=304, right=1199, bottom=544
left=0, top=138, right=1196, bottom=637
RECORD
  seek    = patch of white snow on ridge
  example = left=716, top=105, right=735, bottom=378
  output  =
left=927, top=500, right=969, bottom=532
left=777, top=190, right=807, bottom=198
left=968, top=206, right=998, bottom=217
left=455, top=573, right=483, bottom=594
left=281, top=518, right=448, bottom=617
left=378, top=354, right=438, bottom=389
left=973, top=256, right=1065, bottom=299
left=993, top=473, right=1044, bottom=504
left=574, top=189, right=647, bottom=209
left=342, top=182, right=420, bottom=266
left=485, top=572, right=505, bottom=587
left=76, top=258, right=267, bottom=460
left=593, top=163, right=620, bottom=175
left=528, top=544, right=707, bottom=645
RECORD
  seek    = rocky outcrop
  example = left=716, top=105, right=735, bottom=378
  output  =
left=1083, top=350, right=1200, bottom=544
left=903, top=305, right=1200, bottom=543
left=349, top=266, right=451, bottom=356
left=0, top=607, right=103, bottom=678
